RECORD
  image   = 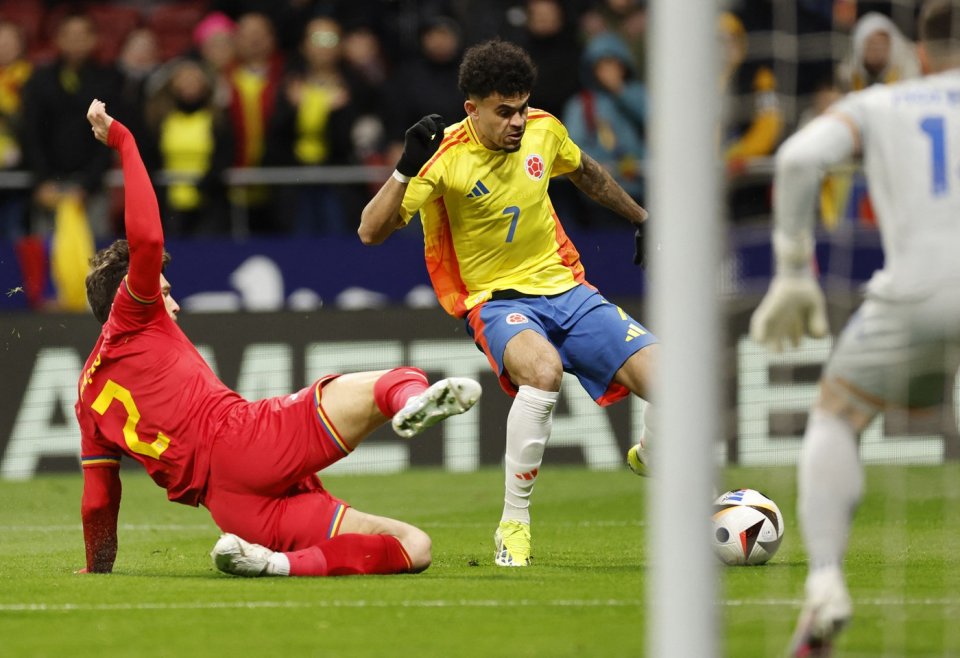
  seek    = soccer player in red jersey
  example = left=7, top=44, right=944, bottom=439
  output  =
left=76, top=99, right=481, bottom=578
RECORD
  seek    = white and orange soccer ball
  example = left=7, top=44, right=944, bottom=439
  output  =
left=711, top=488, right=784, bottom=566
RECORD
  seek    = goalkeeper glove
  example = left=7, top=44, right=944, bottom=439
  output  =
left=749, top=275, right=828, bottom=351
left=749, top=231, right=828, bottom=351
left=396, top=114, right=446, bottom=178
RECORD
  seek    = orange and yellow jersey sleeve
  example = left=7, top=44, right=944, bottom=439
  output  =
left=400, top=110, right=589, bottom=318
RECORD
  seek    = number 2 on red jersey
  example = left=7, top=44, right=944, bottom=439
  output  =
left=91, top=380, right=171, bottom=460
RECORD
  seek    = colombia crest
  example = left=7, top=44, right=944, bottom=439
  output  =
left=525, top=154, right=545, bottom=180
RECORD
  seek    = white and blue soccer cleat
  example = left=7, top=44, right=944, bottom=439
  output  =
left=392, top=377, right=482, bottom=438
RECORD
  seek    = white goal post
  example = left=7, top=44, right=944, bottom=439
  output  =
left=647, top=1, right=722, bottom=657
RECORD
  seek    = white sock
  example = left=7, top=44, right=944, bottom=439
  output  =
left=501, top=385, right=559, bottom=524
left=798, top=408, right=864, bottom=572
left=265, top=552, right=290, bottom=576
left=641, top=402, right=655, bottom=447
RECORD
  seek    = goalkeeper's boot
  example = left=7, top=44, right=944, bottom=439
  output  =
left=494, top=520, right=532, bottom=567
left=211, top=533, right=281, bottom=577
left=627, top=443, right=650, bottom=477
left=392, top=377, right=482, bottom=439
left=788, top=567, right=852, bottom=658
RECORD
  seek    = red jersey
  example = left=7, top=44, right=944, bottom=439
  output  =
left=76, top=120, right=244, bottom=507
left=77, top=118, right=246, bottom=573
left=76, top=281, right=243, bottom=505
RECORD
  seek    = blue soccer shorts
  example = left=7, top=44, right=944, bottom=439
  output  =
left=465, top=284, right=657, bottom=406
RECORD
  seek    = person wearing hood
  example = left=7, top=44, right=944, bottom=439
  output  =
left=562, top=31, right=646, bottom=224
left=820, top=14, right=920, bottom=231
left=839, top=12, right=921, bottom=91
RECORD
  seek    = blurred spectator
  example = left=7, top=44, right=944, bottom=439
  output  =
left=450, top=0, right=534, bottom=48
left=116, top=27, right=161, bottom=139
left=837, top=12, right=920, bottom=91
left=266, top=15, right=371, bottom=234
left=580, top=0, right=646, bottom=82
left=562, top=31, right=646, bottom=226
left=385, top=16, right=465, bottom=165
left=719, top=10, right=783, bottom=224
left=341, top=24, right=388, bottom=90
left=21, top=12, right=119, bottom=237
left=516, top=0, right=582, bottom=118
left=226, top=12, right=284, bottom=234
left=0, top=20, right=31, bottom=241
left=193, top=11, right=237, bottom=110
left=720, top=11, right=783, bottom=173
left=19, top=12, right=120, bottom=310
left=338, top=24, right=394, bottom=202
left=212, top=0, right=318, bottom=53
left=144, top=58, right=232, bottom=236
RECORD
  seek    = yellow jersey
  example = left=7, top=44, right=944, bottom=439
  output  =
left=400, top=110, right=588, bottom=318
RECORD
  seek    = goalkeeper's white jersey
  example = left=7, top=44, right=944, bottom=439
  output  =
left=833, top=69, right=960, bottom=300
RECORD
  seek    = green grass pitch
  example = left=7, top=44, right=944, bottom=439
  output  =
left=1, top=465, right=958, bottom=657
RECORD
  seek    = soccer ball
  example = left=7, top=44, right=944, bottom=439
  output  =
left=711, top=488, right=784, bottom=566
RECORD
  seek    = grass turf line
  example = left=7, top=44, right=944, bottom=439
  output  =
left=0, top=466, right=958, bottom=657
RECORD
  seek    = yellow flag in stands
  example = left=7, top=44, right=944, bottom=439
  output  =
left=51, top=196, right=95, bottom=312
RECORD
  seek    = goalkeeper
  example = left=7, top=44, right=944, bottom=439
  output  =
left=359, top=39, right=655, bottom=569
left=750, top=2, right=960, bottom=655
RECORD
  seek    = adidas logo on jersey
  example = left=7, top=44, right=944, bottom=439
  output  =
left=466, top=180, right=490, bottom=198
left=625, top=323, right=646, bottom=342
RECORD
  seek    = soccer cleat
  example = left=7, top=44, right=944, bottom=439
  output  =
left=391, top=377, right=482, bottom=439
left=788, top=568, right=853, bottom=658
left=494, top=520, right=532, bottom=567
left=211, top=533, right=275, bottom=577
left=627, top=443, right=650, bottom=477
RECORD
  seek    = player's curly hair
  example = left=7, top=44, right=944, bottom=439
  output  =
left=86, top=240, right=171, bottom=324
left=457, top=39, right=537, bottom=100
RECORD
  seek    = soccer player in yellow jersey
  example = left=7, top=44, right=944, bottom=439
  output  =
left=360, top=39, right=654, bottom=567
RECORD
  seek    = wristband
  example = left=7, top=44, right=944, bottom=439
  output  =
left=772, top=230, right=815, bottom=277
left=392, top=170, right=411, bottom=184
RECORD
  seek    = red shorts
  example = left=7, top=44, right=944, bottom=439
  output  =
left=203, top=376, right=351, bottom=551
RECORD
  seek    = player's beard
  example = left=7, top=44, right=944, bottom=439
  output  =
left=502, top=131, right=524, bottom=153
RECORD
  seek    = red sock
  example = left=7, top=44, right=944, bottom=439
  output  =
left=373, top=367, right=429, bottom=417
left=286, top=546, right=328, bottom=576
left=287, top=534, right=412, bottom=576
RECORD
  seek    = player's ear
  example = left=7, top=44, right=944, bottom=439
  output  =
left=464, top=99, right=478, bottom=119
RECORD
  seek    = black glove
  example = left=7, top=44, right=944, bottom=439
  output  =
left=396, top=114, right=446, bottom=177
left=633, top=222, right=646, bottom=268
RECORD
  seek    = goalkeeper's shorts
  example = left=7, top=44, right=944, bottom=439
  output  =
left=825, top=290, right=960, bottom=409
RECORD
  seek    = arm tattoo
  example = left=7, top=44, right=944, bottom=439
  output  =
left=568, top=153, right=648, bottom=224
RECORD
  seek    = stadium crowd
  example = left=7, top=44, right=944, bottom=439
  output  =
left=0, top=0, right=925, bottom=310
left=0, top=0, right=651, bottom=242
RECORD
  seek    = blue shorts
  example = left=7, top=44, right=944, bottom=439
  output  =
left=465, top=284, right=657, bottom=406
